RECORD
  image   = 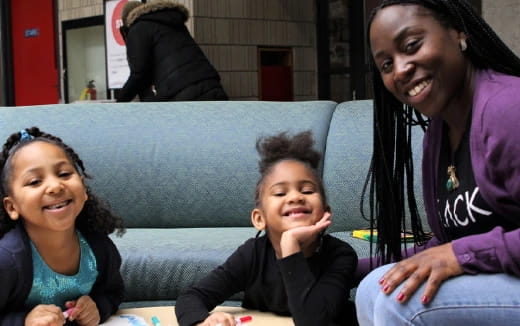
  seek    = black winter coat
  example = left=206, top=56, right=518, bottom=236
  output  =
left=117, top=1, right=226, bottom=102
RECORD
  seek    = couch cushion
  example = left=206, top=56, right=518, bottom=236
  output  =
left=112, top=227, right=258, bottom=301
left=323, top=100, right=425, bottom=232
left=0, top=101, right=336, bottom=228
left=113, top=229, right=371, bottom=303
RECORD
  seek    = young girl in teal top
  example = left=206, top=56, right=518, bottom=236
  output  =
left=0, top=127, right=125, bottom=326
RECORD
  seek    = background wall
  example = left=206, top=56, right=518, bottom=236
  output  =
left=56, top=0, right=520, bottom=101
left=57, top=0, right=314, bottom=101
left=192, top=0, right=316, bottom=100
left=482, top=0, right=520, bottom=56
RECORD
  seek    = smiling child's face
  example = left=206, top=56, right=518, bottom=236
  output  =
left=2, top=141, right=87, bottom=236
left=253, top=160, right=326, bottom=238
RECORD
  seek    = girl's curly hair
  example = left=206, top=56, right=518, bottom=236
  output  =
left=0, top=127, right=125, bottom=238
left=254, top=130, right=327, bottom=207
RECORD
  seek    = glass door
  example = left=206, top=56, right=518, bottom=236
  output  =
left=62, top=16, right=108, bottom=103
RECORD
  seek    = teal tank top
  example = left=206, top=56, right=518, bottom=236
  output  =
left=25, top=231, right=98, bottom=309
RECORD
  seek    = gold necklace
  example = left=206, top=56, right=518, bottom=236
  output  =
left=446, top=165, right=459, bottom=191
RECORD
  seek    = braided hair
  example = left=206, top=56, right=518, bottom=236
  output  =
left=365, top=0, right=520, bottom=263
left=0, top=127, right=124, bottom=238
left=255, top=131, right=327, bottom=208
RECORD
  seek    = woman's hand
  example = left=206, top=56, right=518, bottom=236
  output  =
left=196, top=311, right=236, bottom=326
left=25, top=304, right=66, bottom=326
left=280, top=212, right=332, bottom=258
left=65, top=295, right=100, bottom=326
left=379, top=242, right=464, bottom=304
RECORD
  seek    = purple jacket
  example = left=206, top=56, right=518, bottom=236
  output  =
left=423, top=69, right=520, bottom=275
left=357, top=69, right=520, bottom=278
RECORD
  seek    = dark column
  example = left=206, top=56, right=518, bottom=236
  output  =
left=316, top=0, right=330, bottom=100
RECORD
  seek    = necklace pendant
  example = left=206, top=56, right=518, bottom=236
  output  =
left=446, top=165, right=459, bottom=191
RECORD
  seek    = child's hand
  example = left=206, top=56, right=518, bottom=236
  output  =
left=280, top=212, right=332, bottom=258
left=196, top=311, right=236, bottom=326
left=64, top=295, right=100, bottom=326
left=25, top=304, right=66, bottom=326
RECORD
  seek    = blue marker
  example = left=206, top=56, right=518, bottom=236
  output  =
left=151, top=316, right=162, bottom=326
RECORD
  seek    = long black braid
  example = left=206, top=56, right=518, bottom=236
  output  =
left=364, top=0, right=520, bottom=263
left=0, top=127, right=125, bottom=238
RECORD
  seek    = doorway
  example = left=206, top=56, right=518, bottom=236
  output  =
left=62, top=16, right=107, bottom=103
left=10, top=0, right=59, bottom=105
left=258, top=47, right=293, bottom=101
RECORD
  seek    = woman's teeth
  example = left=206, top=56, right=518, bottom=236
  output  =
left=408, top=80, right=430, bottom=97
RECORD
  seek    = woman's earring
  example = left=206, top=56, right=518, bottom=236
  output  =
left=460, top=39, right=467, bottom=52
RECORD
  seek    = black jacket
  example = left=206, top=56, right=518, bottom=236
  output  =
left=117, top=1, right=225, bottom=102
left=0, top=225, right=124, bottom=325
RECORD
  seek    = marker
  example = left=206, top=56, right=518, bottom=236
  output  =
left=215, top=315, right=253, bottom=326
left=151, top=316, right=162, bottom=326
left=236, top=315, right=252, bottom=325
left=63, top=308, right=74, bottom=319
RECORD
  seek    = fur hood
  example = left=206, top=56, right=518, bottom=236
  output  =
left=126, top=0, right=189, bottom=27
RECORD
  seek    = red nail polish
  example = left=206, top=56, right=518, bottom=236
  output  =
left=378, top=277, right=385, bottom=285
left=383, top=284, right=390, bottom=292
left=397, top=292, right=405, bottom=302
left=421, top=295, right=429, bottom=304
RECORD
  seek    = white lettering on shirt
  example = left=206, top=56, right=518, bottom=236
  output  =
left=442, top=187, right=492, bottom=227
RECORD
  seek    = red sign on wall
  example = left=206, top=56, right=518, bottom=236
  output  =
left=111, top=0, right=127, bottom=46
left=105, top=0, right=142, bottom=89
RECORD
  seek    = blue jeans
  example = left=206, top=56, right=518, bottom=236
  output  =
left=356, top=264, right=520, bottom=325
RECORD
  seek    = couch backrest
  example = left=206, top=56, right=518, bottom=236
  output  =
left=0, top=101, right=336, bottom=228
left=323, top=100, right=425, bottom=232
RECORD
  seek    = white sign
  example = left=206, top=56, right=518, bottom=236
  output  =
left=105, top=0, right=141, bottom=89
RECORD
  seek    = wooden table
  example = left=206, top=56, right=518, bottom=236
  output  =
left=109, top=306, right=294, bottom=326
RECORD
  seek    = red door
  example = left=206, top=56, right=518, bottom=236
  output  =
left=259, top=48, right=293, bottom=101
left=10, top=0, right=59, bottom=105
left=260, top=66, right=293, bottom=101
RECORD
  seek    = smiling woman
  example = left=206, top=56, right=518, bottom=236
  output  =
left=369, top=3, right=472, bottom=119
left=355, top=0, right=520, bottom=325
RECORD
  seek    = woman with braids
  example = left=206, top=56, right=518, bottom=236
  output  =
left=354, top=0, right=520, bottom=325
left=176, top=131, right=358, bottom=326
left=0, top=127, right=125, bottom=326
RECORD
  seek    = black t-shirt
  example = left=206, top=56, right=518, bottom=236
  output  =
left=436, top=120, right=516, bottom=240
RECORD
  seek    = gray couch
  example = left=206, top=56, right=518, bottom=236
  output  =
left=0, top=100, right=423, bottom=308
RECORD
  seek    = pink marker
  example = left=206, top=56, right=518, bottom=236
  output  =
left=63, top=308, right=74, bottom=319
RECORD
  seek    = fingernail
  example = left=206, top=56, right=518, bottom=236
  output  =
left=396, top=292, right=405, bottom=302
left=421, top=295, right=429, bottom=304
left=382, top=284, right=390, bottom=292
left=378, top=277, right=385, bottom=285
